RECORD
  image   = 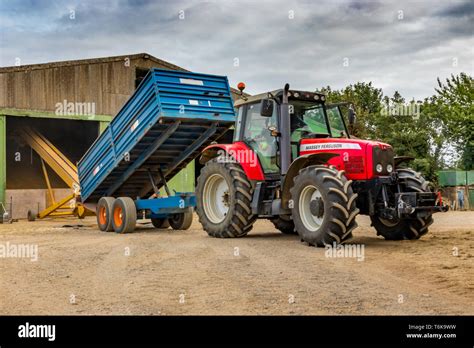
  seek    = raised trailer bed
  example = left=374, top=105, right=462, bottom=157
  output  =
left=78, top=68, right=236, bottom=232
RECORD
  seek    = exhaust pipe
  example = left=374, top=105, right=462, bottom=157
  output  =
left=280, top=83, right=291, bottom=176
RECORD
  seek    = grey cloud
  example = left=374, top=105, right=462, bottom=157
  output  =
left=435, top=1, right=474, bottom=18
left=0, top=0, right=472, bottom=100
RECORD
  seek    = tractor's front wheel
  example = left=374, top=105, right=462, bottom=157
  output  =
left=371, top=168, right=434, bottom=240
left=270, top=215, right=296, bottom=234
left=290, top=165, right=359, bottom=247
left=196, top=159, right=255, bottom=238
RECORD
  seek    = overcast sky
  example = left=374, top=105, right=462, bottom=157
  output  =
left=1, top=0, right=472, bottom=99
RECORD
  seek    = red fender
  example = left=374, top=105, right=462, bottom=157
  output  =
left=200, top=141, right=265, bottom=180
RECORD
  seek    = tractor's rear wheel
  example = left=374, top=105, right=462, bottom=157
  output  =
left=169, top=211, right=193, bottom=230
left=290, top=165, right=359, bottom=247
left=111, top=197, right=137, bottom=233
left=371, top=168, right=434, bottom=240
left=151, top=218, right=170, bottom=229
left=97, top=197, right=115, bottom=232
left=271, top=215, right=296, bottom=234
left=196, top=159, right=255, bottom=238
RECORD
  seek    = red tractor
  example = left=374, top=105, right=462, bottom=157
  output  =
left=195, top=83, right=448, bottom=246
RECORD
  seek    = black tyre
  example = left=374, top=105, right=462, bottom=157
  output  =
left=196, top=159, right=256, bottom=238
left=111, top=197, right=137, bottom=233
left=271, top=215, right=296, bottom=234
left=27, top=209, right=36, bottom=222
left=291, top=165, right=359, bottom=247
left=151, top=218, right=170, bottom=229
left=96, top=197, right=115, bottom=232
left=371, top=168, right=434, bottom=240
left=169, top=211, right=193, bottom=230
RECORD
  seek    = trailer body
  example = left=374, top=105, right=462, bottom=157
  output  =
left=77, top=68, right=235, bottom=231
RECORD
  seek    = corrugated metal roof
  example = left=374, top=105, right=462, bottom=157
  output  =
left=0, top=53, right=184, bottom=73
left=0, top=52, right=248, bottom=98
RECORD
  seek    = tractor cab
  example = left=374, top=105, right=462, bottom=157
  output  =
left=234, top=86, right=352, bottom=176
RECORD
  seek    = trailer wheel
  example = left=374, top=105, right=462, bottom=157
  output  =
left=151, top=218, right=170, bottom=229
left=371, top=168, right=434, bottom=240
left=111, top=197, right=137, bottom=233
left=290, top=165, right=359, bottom=247
left=196, top=159, right=255, bottom=238
left=169, top=211, right=193, bottom=230
left=96, top=197, right=115, bottom=232
left=270, top=215, right=296, bottom=234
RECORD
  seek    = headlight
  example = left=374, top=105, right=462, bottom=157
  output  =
left=293, top=92, right=299, bottom=98
left=386, top=164, right=393, bottom=173
left=376, top=164, right=383, bottom=173
left=314, top=95, right=320, bottom=100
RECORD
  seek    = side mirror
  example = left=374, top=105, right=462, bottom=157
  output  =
left=260, top=99, right=274, bottom=117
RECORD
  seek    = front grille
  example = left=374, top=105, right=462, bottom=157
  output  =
left=372, top=146, right=394, bottom=175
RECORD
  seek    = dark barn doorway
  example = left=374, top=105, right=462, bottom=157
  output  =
left=6, top=117, right=99, bottom=190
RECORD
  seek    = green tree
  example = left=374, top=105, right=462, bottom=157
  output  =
left=429, top=73, right=474, bottom=170
left=317, top=73, right=473, bottom=182
left=319, top=82, right=383, bottom=138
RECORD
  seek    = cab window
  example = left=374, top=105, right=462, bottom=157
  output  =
left=242, top=102, right=279, bottom=174
left=290, top=101, right=329, bottom=159
left=326, top=106, right=347, bottom=138
left=234, top=107, right=244, bottom=141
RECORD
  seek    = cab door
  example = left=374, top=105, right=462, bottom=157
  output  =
left=238, top=102, right=279, bottom=174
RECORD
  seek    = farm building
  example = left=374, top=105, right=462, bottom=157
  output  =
left=0, top=53, right=240, bottom=219
left=437, top=170, right=474, bottom=210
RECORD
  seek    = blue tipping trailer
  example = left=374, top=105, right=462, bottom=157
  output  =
left=77, top=68, right=236, bottom=233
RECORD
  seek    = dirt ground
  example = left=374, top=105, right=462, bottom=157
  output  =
left=0, top=211, right=472, bottom=315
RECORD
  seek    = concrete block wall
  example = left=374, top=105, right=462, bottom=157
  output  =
left=4, top=188, right=73, bottom=219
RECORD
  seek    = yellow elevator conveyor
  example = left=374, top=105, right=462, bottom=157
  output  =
left=18, top=126, right=94, bottom=219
